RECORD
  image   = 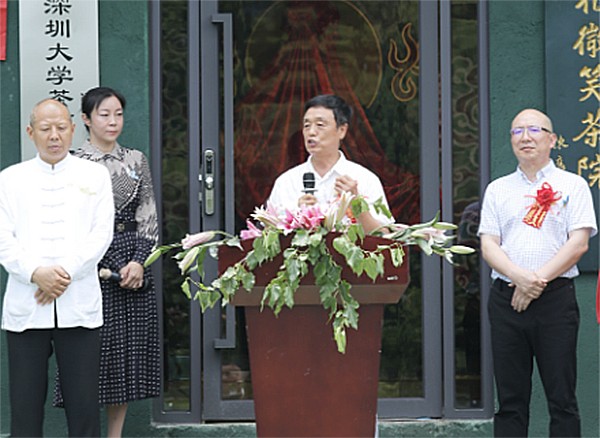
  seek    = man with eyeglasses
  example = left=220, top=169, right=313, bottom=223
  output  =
left=478, top=108, right=597, bottom=437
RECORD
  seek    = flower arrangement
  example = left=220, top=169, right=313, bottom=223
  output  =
left=145, top=193, right=474, bottom=353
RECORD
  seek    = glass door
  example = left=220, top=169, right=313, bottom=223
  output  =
left=198, top=0, right=443, bottom=421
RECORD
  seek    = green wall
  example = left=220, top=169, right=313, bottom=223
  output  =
left=489, top=0, right=547, bottom=179
left=0, top=1, right=20, bottom=170
left=0, top=1, right=21, bottom=435
left=98, top=1, right=150, bottom=157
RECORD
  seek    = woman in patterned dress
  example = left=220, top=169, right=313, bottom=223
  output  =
left=54, top=87, right=160, bottom=437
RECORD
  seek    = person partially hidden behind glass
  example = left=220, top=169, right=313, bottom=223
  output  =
left=268, top=94, right=392, bottom=234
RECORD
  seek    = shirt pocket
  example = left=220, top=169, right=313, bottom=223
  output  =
left=543, top=205, right=568, bottom=230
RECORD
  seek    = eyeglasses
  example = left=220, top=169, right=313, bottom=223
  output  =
left=510, top=125, right=552, bottom=137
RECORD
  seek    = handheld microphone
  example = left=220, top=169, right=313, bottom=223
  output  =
left=99, top=268, right=149, bottom=290
left=302, top=172, right=316, bottom=195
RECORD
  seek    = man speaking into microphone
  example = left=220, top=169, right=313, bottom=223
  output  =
left=268, top=94, right=391, bottom=234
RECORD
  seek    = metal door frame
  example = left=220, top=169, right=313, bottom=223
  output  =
left=150, top=0, right=492, bottom=423
left=197, top=0, right=445, bottom=421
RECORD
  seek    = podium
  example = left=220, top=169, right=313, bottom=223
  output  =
left=219, top=234, right=410, bottom=437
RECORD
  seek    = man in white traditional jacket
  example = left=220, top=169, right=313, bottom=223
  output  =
left=0, top=98, right=114, bottom=437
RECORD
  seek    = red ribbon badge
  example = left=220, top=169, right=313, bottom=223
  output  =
left=523, top=182, right=562, bottom=229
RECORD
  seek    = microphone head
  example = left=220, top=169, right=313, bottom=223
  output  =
left=99, top=268, right=122, bottom=282
left=98, top=268, right=112, bottom=280
left=303, top=172, right=316, bottom=193
left=98, top=268, right=148, bottom=290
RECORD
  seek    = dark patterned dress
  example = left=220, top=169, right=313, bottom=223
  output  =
left=54, top=141, right=160, bottom=405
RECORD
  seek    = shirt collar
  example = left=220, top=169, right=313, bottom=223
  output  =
left=516, top=160, right=556, bottom=183
left=307, top=151, right=348, bottom=179
left=34, top=152, right=72, bottom=172
left=79, top=139, right=124, bottom=161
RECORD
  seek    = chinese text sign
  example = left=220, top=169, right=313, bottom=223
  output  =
left=19, top=0, right=99, bottom=159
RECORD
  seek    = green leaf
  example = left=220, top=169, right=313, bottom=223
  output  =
left=332, top=314, right=348, bottom=354
left=332, top=235, right=351, bottom=255
left=181, top=278, right=192, bottom=299
left=345, top=246, right=364, bottom=275
left=144, top=249, right=163, bottom=267
left=364, top=253, right=384, bottom=281
left=292, top=229, right=310, bottom=247
left=308, top=231, right=323, bottom=247
left=195, top=246, right=208, bottom=280
left=264, top=230, right=282, bottom=258
left=214, top=265, right=240, bottom=298
left=239, top=269, right=256, bottom=291
left=321, top=296, right=337, bottom=314
left=195, top=290, right=221, bottom=311
left=363, top=257, right=378, bottom=281
left=144, top=244, right=179, bottom=267
left=350, top=196, right=369, bottom=218
left=283, top=282, right=296, bottom=309
left=337, top=281, right=354, bottom=304
left=263, top=282, right=279, bottom=309
left=373, top=197, right=392, bottom=219
left=389, top=246, right=404, bottom=267
left=245, top=250, right=259, bottom=270
left=326, top=262, right=343, bottom=283
left=307, top=244, right=322, bottom=264
left=252, top=237, right=267, bottom=263
left=285, top=256, right=301, bottom=282
left=314, top=257, right=327, bottom=280
left=318, top=282, right=338, bottom=302
left=346, top=224, right=363, bottom=243
left=344, top=306, right=359, bottom=329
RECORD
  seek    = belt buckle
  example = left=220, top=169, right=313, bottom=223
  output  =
left=116, top=223, right=125, bottom=233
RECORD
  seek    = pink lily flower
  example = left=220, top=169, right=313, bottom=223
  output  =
left=300, top=205, right=325, bottom=230
left=251, top=202, right=281, bottom=228
left=240, top=220, right=263, bottom=240
left=278, top=209, right=300, bottom=233
left=280, top=205, right=325, bottom=232
left=181, top=231, right=215, bottom=250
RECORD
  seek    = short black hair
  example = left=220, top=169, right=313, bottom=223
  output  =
left=81, top=87, right=127, bottom=132
left=304, top=94, right=353, bottom=127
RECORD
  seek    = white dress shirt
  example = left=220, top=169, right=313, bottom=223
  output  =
left=268, top=151, right=393, bottom=225
left=478, top=160, right=597, bottom=281
left=0, top=153, right=114, bottom=332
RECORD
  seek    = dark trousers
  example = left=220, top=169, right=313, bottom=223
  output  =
left=488, top=278, right=581, bottom=437
left=6, top=327, right=101, bottom=437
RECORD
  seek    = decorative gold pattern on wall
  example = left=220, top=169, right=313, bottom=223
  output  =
left=388, top=23, right=419, bottom=102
